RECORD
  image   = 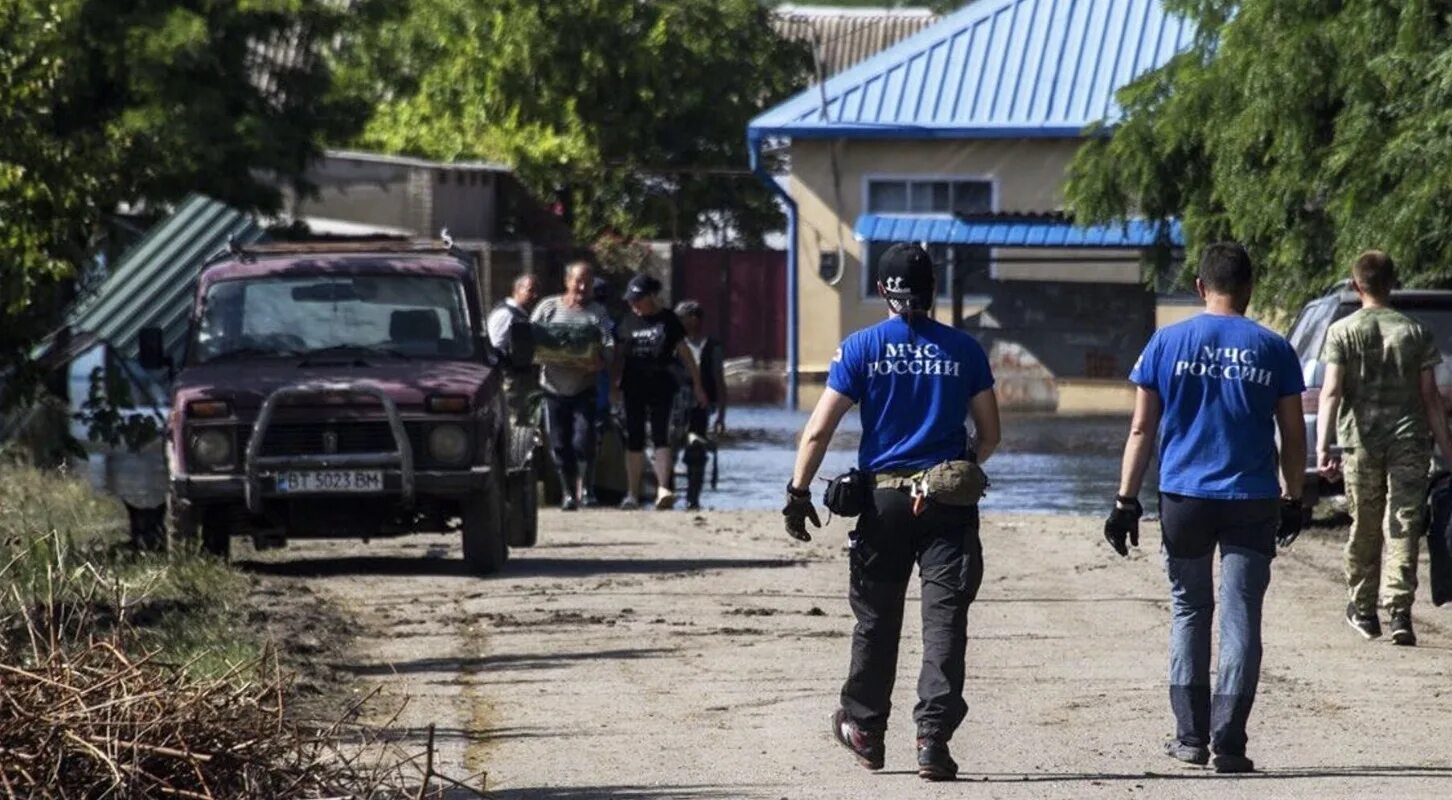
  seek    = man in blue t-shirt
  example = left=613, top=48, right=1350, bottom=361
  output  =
left=783, top=243, right=1000, bottom=781
left=1106, top=242, right=1306, bottom=775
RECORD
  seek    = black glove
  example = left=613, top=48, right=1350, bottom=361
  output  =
left=782, top=483, right=820, bottom=542
left=1277, top=497, right=1303, bottom=548
left=1104, top=495, right=1142, bottom=557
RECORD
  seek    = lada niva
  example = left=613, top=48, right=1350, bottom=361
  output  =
left=143, top=240, right=535, bottom=574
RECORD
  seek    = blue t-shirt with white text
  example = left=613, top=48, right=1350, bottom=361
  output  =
left=1129, top=314, right=1304, bottom=500
left=827, top=316, right=994, bottom=472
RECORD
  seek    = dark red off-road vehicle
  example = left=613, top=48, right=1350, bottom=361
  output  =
left=143, top=240, right=537, bottom=575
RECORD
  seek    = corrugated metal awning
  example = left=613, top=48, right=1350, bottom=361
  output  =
left=853, top=214, right=1182, bottom=248
left=67, top=195, right=263, bottom=362
left=772, top=5, right=939, bottom=78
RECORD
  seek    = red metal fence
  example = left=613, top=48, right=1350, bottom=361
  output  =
left=672, top=249, right=786, bottom=360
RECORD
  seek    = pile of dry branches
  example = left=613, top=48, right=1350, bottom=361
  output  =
left=1, top=536, right=483, bottom=799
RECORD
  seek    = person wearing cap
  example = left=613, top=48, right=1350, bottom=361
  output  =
left=530, top=260, right=615, bottom=510
left=783, top=243, right=999, bottom=781
left=674, top=300, right=728, bottom=511
left=1106, top=242, right=1305, bottom=774
left=614, top=274, right=708, bottom=510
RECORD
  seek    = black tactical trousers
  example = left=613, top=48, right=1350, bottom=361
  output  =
left=840, top=488, right=984, bottom=742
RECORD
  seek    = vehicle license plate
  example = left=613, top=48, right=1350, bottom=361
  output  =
left=276, top=470, right=383, bottom=493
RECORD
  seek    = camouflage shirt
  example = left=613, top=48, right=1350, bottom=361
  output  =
left=1322, top=307, right=1441, bottom=449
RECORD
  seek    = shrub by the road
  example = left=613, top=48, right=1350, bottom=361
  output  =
left=0, top=465, right=483, bottom=798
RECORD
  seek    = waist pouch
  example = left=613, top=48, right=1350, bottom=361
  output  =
left=875, top=460, right=989, bottom=507
left=823, top=468, right=873, bottom=518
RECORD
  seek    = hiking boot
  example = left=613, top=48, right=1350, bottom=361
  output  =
left=1346, top=602, right=1381, bottom=640
left=1163, top=739, right=1210, bottom=766
left=1390, top=611, right=1417, bottom=647
left=916, top=737, right=958, bottom=781
left=829, top=709, right=883, bottom=770
left=1212, top=753, right=1255, bottom=774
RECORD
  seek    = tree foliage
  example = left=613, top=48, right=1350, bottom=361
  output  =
left=341, top=0, right=811, bottom=246
left=0, top=0, right=376, bottom=390
left=1066, top=0, right=1452, bottom=312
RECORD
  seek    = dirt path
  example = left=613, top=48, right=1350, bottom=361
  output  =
left=241, top=509, right=1452, bottom=799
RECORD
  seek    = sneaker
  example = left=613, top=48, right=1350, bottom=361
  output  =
left=618, top=495, right=641, bottom=511
left=580, top=491, right=600, bottom=509
left=560, top=496, right=578, bottom=512
left=655, top=492, right=676, bottom=511
left=1390, top=611, right=1417, bottom=647
left=916, top=737, right=958, bottom=781
left=1212, top=753, right=1255, bottom=774
left=1163, top=739, right=1210, bottom=766
left=830, top=709, right=884, bottom=770
left=1345, top=602, right=1382, bottom=640
left=685, top=500, right=702, bottom=512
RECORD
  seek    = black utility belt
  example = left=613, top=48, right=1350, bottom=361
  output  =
left=824, top=460, right=989, bottom=518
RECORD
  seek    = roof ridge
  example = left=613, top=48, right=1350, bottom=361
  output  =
left=751, top=0, right=1194, bottom=138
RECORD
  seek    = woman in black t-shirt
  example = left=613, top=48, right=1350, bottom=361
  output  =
left=613, top=274, right=708, bottom=509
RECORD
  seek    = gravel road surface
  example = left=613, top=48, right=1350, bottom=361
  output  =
left=241, top=510, right=1452, bottom=799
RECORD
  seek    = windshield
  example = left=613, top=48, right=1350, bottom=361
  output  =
left=192, top=275, right=474, bottom=364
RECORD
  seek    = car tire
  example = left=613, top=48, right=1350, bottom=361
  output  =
left=507, top=466, right=539, bottom=548
left=462, top=460, right=508, bottom=575
left=507, top=426, right=540, bottom=548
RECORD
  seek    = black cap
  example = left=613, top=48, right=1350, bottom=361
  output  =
left=878, top=243, right=935, bottom=306
left=623, top=273, right=662, bottom=301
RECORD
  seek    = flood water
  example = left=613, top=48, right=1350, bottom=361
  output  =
left=707, top=408, right=1150, bottom=516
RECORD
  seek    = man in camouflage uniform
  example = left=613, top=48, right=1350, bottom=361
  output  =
left=1316, top=250, right=1452, bottom=646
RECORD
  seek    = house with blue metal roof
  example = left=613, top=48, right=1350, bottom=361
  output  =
left=748, top=0, right=1192, bottom=410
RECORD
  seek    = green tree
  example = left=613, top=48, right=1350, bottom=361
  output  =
left=0, top=0, right=377, bottom=394
left=1065, top=1, right=1452, bottom=312
left=341, top=0, right=811, bottom=246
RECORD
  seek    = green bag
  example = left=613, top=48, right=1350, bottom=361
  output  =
left=917, top=460, right=989, bottom=506
left=532, top=322, right=601, bottom=368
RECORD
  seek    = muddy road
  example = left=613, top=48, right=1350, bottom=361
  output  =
left=241, top=510, right=1452, bottom=799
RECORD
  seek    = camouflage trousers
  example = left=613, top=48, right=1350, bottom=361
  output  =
left=1343, top=439, right=1428, bottom=615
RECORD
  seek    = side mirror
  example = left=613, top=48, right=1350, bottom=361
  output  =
left=138, top=327, right=171, bottom=372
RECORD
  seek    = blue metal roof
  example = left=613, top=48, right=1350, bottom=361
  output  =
left=855, top=214, right=1182, bottom=248
left=751, top=0, right=1194, bottom=139
left=67, top=195, right=263, bottom=362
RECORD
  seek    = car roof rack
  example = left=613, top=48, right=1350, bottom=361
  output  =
left=210, top=229, right=473, bottom=265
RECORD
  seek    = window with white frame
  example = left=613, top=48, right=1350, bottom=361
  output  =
left=863, top=178, right=994, bottom=300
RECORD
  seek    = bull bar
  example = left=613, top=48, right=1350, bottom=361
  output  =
left=243, top=381, right=415, bottom=514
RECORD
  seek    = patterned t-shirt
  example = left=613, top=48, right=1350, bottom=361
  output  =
left=1322, top=307, right=1441, bottom=449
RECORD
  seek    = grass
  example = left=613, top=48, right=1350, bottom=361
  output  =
left=0, top=462, right=257, bottom=678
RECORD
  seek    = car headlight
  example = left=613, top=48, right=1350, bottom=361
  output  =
left=189, top=429, right=233, bottom=469
left=428, top=424, right=470, bottom=465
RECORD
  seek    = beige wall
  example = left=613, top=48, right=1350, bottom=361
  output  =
left=789, top=137, right=1138, bottom=373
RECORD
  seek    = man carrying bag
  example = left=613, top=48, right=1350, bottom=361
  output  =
left=783, top=244, right=1000, bottom=781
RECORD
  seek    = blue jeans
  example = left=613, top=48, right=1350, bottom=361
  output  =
left=1160, top=494, right=1276, bottom=756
